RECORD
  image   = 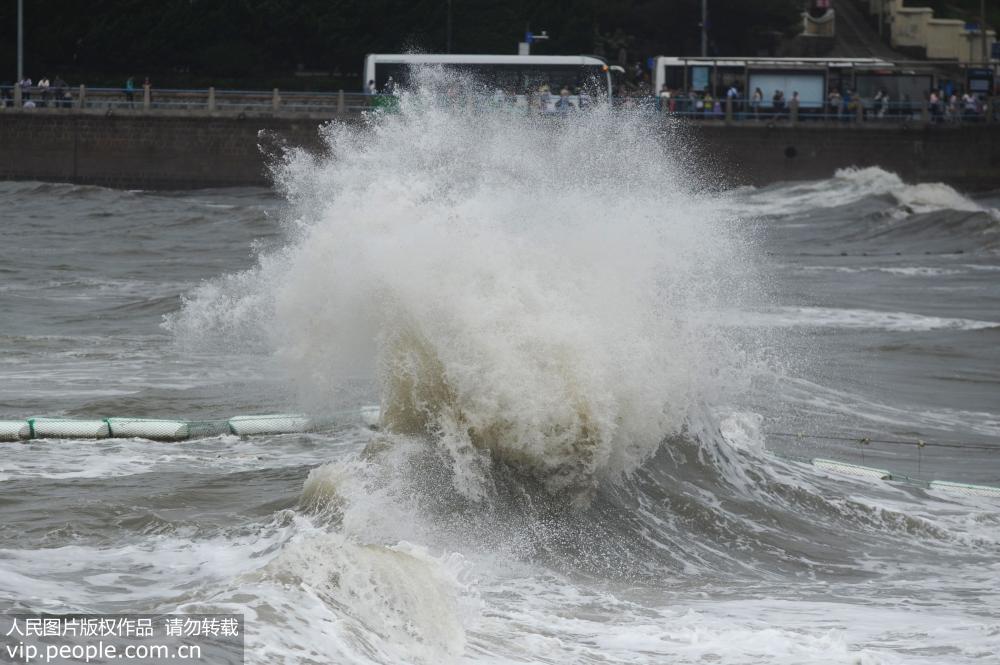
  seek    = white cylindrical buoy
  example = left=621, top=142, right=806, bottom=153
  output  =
left=227, top=414, right=314, bottom=436
left=30, top=418, right=110, bottom=439
left=812, top=458, right=891, bottom=481
left=929, top=480, right=1000, bottom=498
left=105, top=418, right=190, bottom=441
left=0, top=421, right=30, bottom=441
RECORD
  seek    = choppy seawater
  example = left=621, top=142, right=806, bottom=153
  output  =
left=1, top=92, right=999, bottom=665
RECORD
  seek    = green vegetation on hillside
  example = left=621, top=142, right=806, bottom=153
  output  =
left=904, top=0, right=1000, bottom=30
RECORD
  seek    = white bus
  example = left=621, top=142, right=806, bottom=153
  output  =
left=653, top=56, right=896, bottom=108
left=363, top=54, right=614, bottom=102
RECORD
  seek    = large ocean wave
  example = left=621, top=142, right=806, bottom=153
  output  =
left=171, top=70, right=769, bottom=498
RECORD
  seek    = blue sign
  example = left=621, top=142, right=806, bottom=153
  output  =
left=525, top=31, right=533, bottom=44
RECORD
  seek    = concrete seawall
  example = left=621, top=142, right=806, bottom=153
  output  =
left=693, top=122, right=1000, bottom=192
left=0, top=112, right=325, bottom=189
left=0, top=111, right=997, bottom=190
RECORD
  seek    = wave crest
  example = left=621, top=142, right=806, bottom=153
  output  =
left=173, top=68, right=764, bottom=495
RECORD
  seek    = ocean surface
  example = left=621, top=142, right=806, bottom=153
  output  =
left=1, top=88, right=999, bottom=664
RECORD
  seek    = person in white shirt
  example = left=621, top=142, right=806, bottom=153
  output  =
left=37, top=77, right=50, bottom=107
left=961, top=92, right=978, bottom=121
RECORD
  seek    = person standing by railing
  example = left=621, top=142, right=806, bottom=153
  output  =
left=726, top=83, right=739, bottom=119
left=52, top=76, right=69, bottom=108
left=19, top=76, right=32, bottom=103
left=37, top=77, right=50, bottom=107
left=827, top=88, right=841, bottom=121
left=751, top=87, right=762, bottom=119
left=928, top=89, right=942, bottom=123
left=124, top=77, right=135, bottom=108
left=962, top=91, right=977, bottom=122
left=772, top=89, right=785, bottom=118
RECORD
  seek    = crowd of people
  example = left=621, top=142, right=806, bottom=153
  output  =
left=652, top=82, right=995, bottom=122
left=926, top=87, right=991, bottom=122
left=1, top=75, right=73, bottom=108
left=1, top=76, right=153, bottom=109
left=3, top=70, right=994, bottom=123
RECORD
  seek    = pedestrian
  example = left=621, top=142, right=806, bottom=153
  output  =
left=52, top=76, right=69, bottom=108
left=658, top=84, right=670, bottom=112
left=751, top=87, right=763, bottom=119
left=845, top=89, right=861, bottom=120
left=827, top=88, right=841, bottom=120
left=124, top=76, right=135, bottom=108
left=143, top=76, right=152, bottom=106
left=726, top=83, right=739, bottom=117
left=37, top=76, right=50, bottom=107
left=367, top=79, right=377, bottom=95
left=19, top=76, right=32, bottom=102
left=928, top=89, right=941, bottom=122
left=961, top=91, right=979, bottom=122
left=556, top=87, right=572, bottom=112
left=702, top=90, right=714, bottom=118
left=772, top=89, right=785, bottom=116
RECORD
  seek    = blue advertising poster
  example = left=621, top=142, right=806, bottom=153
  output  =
left=692, top=66, right=709, bottom=92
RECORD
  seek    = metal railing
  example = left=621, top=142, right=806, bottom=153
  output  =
left=1, top=84, right=997, bottom=125
left=0, top=84, right=374, bottom=116
left=630, top=94, right=999, bottom=124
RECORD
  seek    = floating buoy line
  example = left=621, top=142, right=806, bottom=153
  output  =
left=0, top=408, right=380, bottom=443
left=763, top=430, right=1000, bottom=496
left=0, top=412, right=996, bottom=498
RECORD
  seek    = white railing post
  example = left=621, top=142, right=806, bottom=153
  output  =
left=207, top=86, right=216, bottom=112
left=337, top=89, right=345, bottom=114
left=272, top=88, right=280, bottom=112
left=77, top=84, right=85, bottom=109
left=13, top=84, right=21, bottom=108
left=143, top=84, right=151, bottom=111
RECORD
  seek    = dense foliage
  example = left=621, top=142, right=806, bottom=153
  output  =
left=0, top=0, right=802, bottom=88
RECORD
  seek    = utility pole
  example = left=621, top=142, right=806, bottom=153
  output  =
left=446, top=0, right=453, bottom=53
left=701, top=0, right=708, bottom=57
left=981, top=0, right=988, bottom=65
left=17, top=0, right=24, bottom=80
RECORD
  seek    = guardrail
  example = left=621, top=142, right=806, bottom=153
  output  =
left=1, top=84, right=997, bottom=125
left=0, top=84, right=375, bottom=116
left=641, top=94, right=999, bottom=124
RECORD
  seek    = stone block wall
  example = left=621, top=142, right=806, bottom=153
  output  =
left=0, top=111, right=997, bottom=191
left=0, top=112, right=327, bottom=189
